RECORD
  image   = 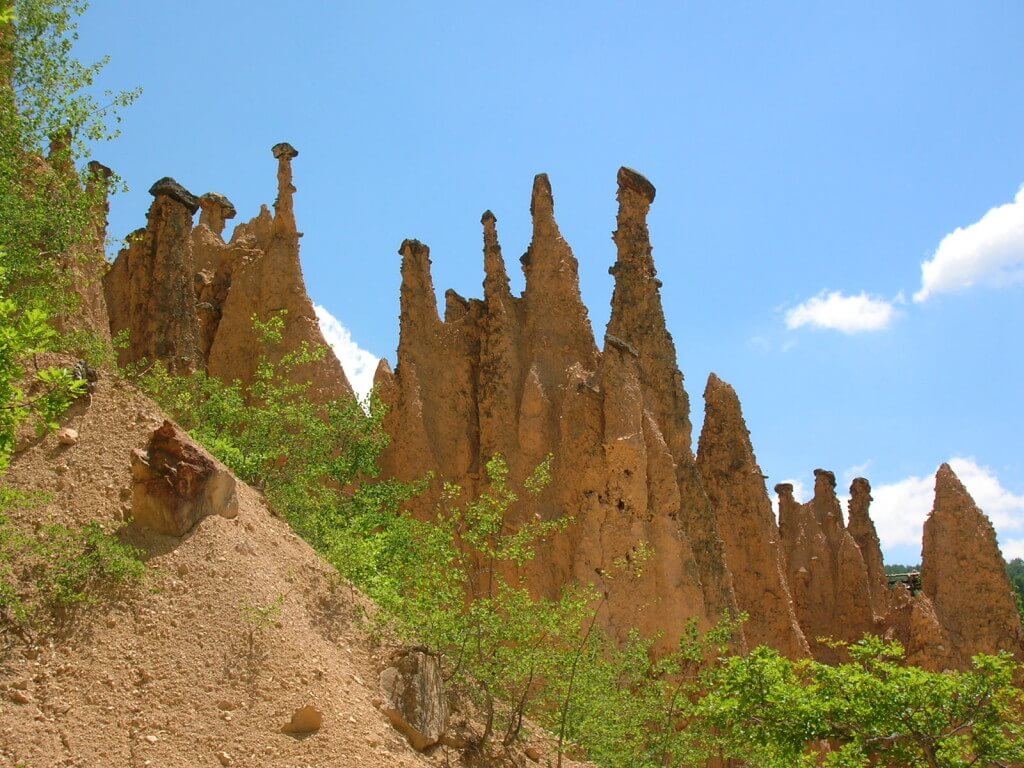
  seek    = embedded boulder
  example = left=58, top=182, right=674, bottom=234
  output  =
left=130, top=420, right=238, bottom=537
left=378, top=648, right=448, bottom=752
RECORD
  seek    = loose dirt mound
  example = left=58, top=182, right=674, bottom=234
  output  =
left=0, top=373, right=573, bottom=767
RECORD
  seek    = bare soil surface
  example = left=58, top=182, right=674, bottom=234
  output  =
left=0, top=372, right=577, bottom=767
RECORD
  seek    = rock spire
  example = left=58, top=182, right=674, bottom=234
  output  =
left=696, top=373, right=809, bottom=657
left=104, top=145, right=354, bottom=401
left=922, top=463, right=1023, bottom=664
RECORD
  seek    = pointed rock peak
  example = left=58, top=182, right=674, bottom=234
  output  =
left=86, top=161, right=114, bottom=207
left=481, top=211, right=511, bottom=302
left=703, top=371, right=736, bottom=401
left=931, top=463, right=984, bottom=522
left=149, top=177, right=199, bottom=214
left=700, top=373, right=747, bottom=440
left=373, top=358, right=395, bottom=390
left=935, top=462, right=963, bottom=495
left=530, top=173, right=555, bottom=223
left=481, top=210, right=499, bottom=251
left=617, top=166, right=656, bottom=205
left=444, top=289, right=470, bottom=322
left=400, top=238, right=430, bottom=262
left=398, top=239, right=440, bottom=325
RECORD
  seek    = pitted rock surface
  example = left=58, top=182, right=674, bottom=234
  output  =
left=130, top=420, right=238, bottom=537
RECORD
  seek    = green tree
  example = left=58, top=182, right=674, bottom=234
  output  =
left=694, top=636, right=1024, bottom=767
left=133, top=311, right=406, bottom=542
left=0, top=0, right=138, bottom=470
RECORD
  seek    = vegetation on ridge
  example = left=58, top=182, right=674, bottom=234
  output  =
left=3, top=2, right=1024, bottom=766
left=138, top=321, right=1024, bottom=766
left=0, top=0, right=143, bottom=639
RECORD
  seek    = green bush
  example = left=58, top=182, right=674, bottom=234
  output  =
left=693, top=636, right=1024, bottom=768
left=0, top=0, right=138, bottom=468
left=132, top=311, right=412, bottom=544
left=0, top=501, right=144, bottom=637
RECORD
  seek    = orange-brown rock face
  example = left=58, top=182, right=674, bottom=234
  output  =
left=777, top=471, right=874, bottom=662
left=104, top=177, right=202, bottom=373
left=379, top=168, right=737, bottom=651
left=103, top=146, right=354, bottom=401
left=606, top=169, right=737, bottom=627
left=922, top=463, right=1024, bottom=665
left=846, top=477, right=889, bottom=619
left=206, top=143, right=353, bottom=403
left=59, top=160, right=115, bottom=343
left=696, top=374, right=808, bottom=657
left=774, top=464, right=1022, bottom=668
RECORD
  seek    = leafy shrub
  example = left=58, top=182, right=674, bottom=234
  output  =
left=0, top=505, right=144, bottom=638
left=693, top=636, right=1024, bottom=768
left=132, top=311, right=413, bottom=543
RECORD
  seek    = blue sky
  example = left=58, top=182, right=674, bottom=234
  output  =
left=73, top=2, right=1024, bottom=564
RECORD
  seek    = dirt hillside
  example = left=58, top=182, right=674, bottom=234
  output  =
left=0, top=371, right=575, bottom=767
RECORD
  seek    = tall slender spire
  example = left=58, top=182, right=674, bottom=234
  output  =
left=481, top=210, right=512, bottom=306
left=271, top=142, right=299, bottom=236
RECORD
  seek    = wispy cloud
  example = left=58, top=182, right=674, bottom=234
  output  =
left=785, top=290, right=900, bottom=334
left=915, top=185, right=1024, bottom=302
left=313, top=304, right=380, bottom=402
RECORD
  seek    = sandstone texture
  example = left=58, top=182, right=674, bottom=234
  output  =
left=130, top=419, right=238, bottom=537
left=696, top=373, right=808, bottom=657
left=57, top=160, right=115, bottom=343
left=922, top=463, right=1024, bottom=665
left=91, top=150, right=1024, bottom=670
left=103, top=145, right=354, bottom=401
left=104, top=177, right=202, bottom=373
left=378, top=165, right=1023, bottom=666
left=378, top=168, right=740, bottom=651
left=846, top=477, right=889, bottom=618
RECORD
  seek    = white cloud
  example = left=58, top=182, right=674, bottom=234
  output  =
left=914, top=185, right=1024, bottom=303
left=313, top=304, right=380, bottom=402
left=784, top=290, right=899, bottom=333
left=868, top=457, right=1024, bottom=559
left=1001, top=539, right=1024, bottom=561
left=842, top=460, right=872, bottom=487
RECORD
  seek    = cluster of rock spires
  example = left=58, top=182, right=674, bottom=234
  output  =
left=101, top=144, right=352, bottom=403
left=93, top=146, right=1021, bottom=668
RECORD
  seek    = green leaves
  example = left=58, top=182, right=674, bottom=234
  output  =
left=0, top=263, right=88, bottom=470
left=0, top=514, right=144, bottom=637
left=0, top=1, right=138, bottom=471
left=694, top=637, right=1024, bottom=767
